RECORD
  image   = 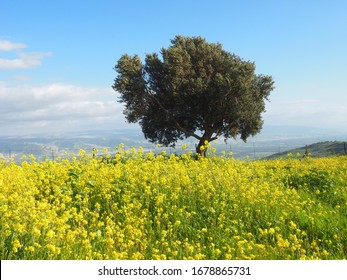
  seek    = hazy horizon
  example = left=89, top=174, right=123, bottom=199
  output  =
left=1, top=1, right=347, bottom=138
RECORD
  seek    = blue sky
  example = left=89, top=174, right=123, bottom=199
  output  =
left=1, top=0, right=347, bottom=137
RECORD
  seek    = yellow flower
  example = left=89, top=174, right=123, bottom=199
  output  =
left=12, top=239, right=22, bottom=253
left=25, top=246, right=35, bottom=252
left=289, top=221, right=297, bottom=230
left=46, top=229, right=55, bottom=239
left=1, top=144, right=346, bottom=260
left=174, top=220, right=181, bottom=226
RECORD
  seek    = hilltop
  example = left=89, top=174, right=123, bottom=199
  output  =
left=265, top=141, right=347, bottom=159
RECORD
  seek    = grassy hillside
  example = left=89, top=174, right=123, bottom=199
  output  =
left=266, top=141, right=347, bottom=159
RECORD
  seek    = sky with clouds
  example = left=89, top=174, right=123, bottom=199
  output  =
left=1, top=0, right=347, bottom=137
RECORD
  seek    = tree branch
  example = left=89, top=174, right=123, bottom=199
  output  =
left=143, top=85, right=201, bottom=140
left=210, top=127, right=224, bottom=142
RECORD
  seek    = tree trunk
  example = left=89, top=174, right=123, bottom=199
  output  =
left=196, top=143, right=206, bottom=157
left=196, top=136, right=209, bottom=157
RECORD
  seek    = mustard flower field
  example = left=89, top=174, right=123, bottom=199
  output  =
left=1, top=145, right=346, bottom=260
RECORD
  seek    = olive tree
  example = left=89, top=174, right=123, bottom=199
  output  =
left=113, top=35, right=274, bottom=156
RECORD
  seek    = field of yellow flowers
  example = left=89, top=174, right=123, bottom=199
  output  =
left=1, top=145, right=346, bottom=260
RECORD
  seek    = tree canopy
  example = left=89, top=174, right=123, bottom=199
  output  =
left=113, top=35, right=274, bottom=155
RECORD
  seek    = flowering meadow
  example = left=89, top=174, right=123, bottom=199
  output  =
left=1, top=145, right=346, bottom=260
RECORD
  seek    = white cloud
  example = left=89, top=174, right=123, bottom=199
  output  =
left=8, top=74, right=32, bottom=81
left=0, top=82, right=129, bottom=136
left=0, top=40, right=26, bottom=51
left=0, top=52, right=52, bottom=69
left=0, top=39, right=52, bottom=69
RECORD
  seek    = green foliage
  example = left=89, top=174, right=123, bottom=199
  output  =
left=113, top=35, right=274, bottom=154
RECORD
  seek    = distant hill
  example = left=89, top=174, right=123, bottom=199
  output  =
left=265, top=141, right=347, bottom=159
left=1, top=127, right=347, bottom=162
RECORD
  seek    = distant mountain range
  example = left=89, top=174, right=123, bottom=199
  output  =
left=0, top=129, right=148, bottom=162
left=1, top=126, right=347, bottom=162
left=265, top=141, right=347, bottom=159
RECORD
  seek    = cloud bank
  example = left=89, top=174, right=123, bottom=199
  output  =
left=263, top=99, right=347, bottom=132
left=1, top=81, right=346, bottom=137
left=0, top=82, right=129, bottom=136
